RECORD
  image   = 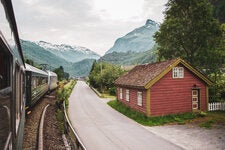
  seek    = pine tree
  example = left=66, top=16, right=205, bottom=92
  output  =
left=154, top=0, right=222, bottom=71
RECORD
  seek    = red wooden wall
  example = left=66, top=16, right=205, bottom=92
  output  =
left=150, top=65, right=207, bottom=116
left=117, top=88, right=147, bottom=114
left=116, top=64, right=208, bottom=116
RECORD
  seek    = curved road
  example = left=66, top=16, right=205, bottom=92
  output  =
left=68, top=81, right=182, bottom=150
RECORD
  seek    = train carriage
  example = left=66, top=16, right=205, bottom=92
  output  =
left=0, top=0, right=26, bottom=149
left=46, top=70, right=58, bottom=92
left=25, top=64, right=48, bottom=108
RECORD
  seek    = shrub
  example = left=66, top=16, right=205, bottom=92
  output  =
left=56, top=109, right=64, bottom=132
left=109, top=87, right=116, bottom=96
left=55, top=80, right=76, bottom=133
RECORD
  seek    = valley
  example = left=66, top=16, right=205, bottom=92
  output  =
left=21, top=19, right=159, bottom=77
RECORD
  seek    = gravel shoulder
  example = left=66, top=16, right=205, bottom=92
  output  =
left=144, top=124, right=225, bottom=150
left=43, top=105, right=65, bottom=150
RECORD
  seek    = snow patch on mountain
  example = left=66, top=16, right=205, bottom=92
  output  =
left=36, top=41, right=98, bottom=55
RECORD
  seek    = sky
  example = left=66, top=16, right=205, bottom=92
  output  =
left=12, top=0, right=167, bottom=56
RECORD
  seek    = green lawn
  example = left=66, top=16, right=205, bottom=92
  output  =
left=107, top=100, right=225, bottom=128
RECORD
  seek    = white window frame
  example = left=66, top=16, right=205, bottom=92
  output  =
left=119, top=88, right=123, bottom=100
left=126, top=89, right=130, bottom=101
left=137, top=91, right=142, bottom=106
left=173, top=67, right=184, bottom=78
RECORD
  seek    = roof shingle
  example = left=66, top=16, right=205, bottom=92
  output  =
left=114, top=58, right=178, bottom=89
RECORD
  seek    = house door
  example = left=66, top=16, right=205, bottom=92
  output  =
left=192, top=89, right=200, bottom=110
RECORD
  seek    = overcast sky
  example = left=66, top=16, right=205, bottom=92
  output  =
left=12, top=0, right=167, bottom=55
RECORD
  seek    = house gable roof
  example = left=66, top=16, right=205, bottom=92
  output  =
left=115, top=58, right=212, bottom=89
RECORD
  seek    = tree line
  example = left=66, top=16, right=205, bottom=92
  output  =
left=88, top=60, right=125, bottom=95
left=154, top=0, right=225, bottom=101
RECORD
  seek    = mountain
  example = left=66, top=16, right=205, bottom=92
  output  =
left=36, top=41, right=100, bottom=63
left=21, top=40, right=100, bottom=77
left=103, top=19, right=159, bottom=65
left=21, top=40, right=69, bottom=68
left=102, top=45, right=157, bottom=65
left=70, top=59, right=96, bottom=77
left=106, top=19, right=159, bottom=54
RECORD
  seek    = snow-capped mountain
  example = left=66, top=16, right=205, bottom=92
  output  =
left=36, top=41, right=100, bottom=63
left=105, top=19, right=159, bottom=54
left=21, top=39, right=100, bottom=77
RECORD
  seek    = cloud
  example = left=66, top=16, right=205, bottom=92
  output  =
left=142, top=0, right=167, bottom=23
left=12, top=0, right=167, bottom=55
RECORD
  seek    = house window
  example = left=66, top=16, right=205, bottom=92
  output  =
left=137, top=91, right=142, bottom=106
left=126, top=89, right=129, bottom=101
left=173, top=67, right=184, bottom=78
left=119, top=88, right=123, bottom=100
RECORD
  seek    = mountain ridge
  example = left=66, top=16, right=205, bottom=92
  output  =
left=21, top=39, right=100, bottom=77
left=105, top=19, right=159, bottom=54
left=35, top=40, right=100, bottom=63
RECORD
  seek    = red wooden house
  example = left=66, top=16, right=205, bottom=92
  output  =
left=115, top=58, right=212, bottom=116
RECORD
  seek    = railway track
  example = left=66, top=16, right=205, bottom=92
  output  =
left=23, top=91, right=65, bottom=150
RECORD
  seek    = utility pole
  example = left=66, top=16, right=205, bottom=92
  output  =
left=100, top=57, right=102, bottom=93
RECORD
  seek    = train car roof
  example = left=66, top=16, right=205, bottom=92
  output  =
left=25, top=63, right=48, bottom=76
left=1, top=0, right=25, bottom=66
left=46, top=70, right=57, bottom=77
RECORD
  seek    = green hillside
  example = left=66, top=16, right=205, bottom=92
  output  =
left=70, top=59, right=95, bottom=77
left=21, top=40, right=70, bottom=69
left=21, top=40, right=96, bottom=77
left=103, top=46, right=157, bottom=65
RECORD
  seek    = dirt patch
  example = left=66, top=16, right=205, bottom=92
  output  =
left=145, top=112, right=225, bottom=149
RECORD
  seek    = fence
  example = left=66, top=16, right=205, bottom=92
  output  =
left=208, top=102, right=225, bottom=111
left=63, top=101, right=86, bottom=150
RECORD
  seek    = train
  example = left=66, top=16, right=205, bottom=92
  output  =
left=25, top=64, right=58, bottom=111
left=0, top=0, right=58, bottom=149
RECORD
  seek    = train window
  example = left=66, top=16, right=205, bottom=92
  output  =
left=43, top=77, right=47, bottom=84
left=32, top=77, right=37, bottom=90
left=0, top=49, right=11, bottom=90
left=0, top=46, right=12, bottom=148
left=16, top=64, right=21, bottom=131
left=22, top=72, right=26, bottom=110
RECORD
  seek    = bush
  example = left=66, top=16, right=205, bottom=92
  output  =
left=56, top=109, right=64, bottom=132
left=55, top=80, right=76, bottom=133
left=109, top=87, right=116, bottom=96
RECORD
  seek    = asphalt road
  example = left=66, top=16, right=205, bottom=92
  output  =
left=68, top=81, right=182, bottom=150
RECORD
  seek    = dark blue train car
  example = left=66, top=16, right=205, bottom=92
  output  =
left=25, top=64, right=48, bottom=109
left=0, top=0, right=26, bottom=149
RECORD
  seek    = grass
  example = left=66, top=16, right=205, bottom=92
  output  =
left=107, top=100, right=198, bottom=126
left=101, top=93, right=116, bottom=99
left=199, top=120, right=214, bottom=129
left=56, top=80, right=76, bottom=133
left=91, top=87, right=116, bottom=99
left=108, top=100, right=225, bottom=128
left=197, top=111, right=225, bottom=129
